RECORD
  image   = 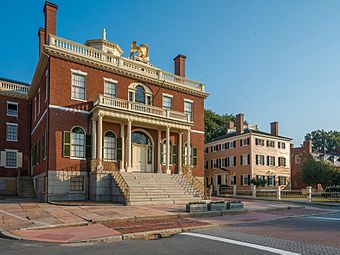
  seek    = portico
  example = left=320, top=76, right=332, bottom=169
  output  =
left=90, top=95, right=193, bottom=174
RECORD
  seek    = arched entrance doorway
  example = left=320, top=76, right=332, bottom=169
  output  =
left=131, top=131, right=153, bottom=172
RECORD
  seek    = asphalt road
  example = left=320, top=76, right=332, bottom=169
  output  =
left=0, top=210, right=339, bottom=255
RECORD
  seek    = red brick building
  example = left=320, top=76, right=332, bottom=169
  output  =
left=0, top=2, right=208, bottom=202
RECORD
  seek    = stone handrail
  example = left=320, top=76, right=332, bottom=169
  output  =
left=48, top=35, right=205, bottom=92
left=112, top=171, right=130, bottom=205
left=95, top=95, right=191, bottom=123
left=0, top=80, right=29, bottom=94
left=182, top=165, right=207, bottom=199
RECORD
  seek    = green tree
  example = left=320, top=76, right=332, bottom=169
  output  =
left=305, top=130, right=340, bottom=154
left=250, top=178, right=267, bottom=187
left=204, top=109, right=236, bottom=142
left=301, top=156, right=336, bottom=188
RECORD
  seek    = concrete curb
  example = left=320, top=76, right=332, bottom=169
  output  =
left=0, top=228, right=23, bottom=241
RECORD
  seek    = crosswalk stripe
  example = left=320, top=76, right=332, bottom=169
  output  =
left=180, top=232, right=301, bottom=255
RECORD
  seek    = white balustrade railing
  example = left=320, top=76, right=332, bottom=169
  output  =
left=0, top=80, right=29, bottom=94
left=49, top=35, right=205, bottom=92
left=95, top=95, right=190, bottom=123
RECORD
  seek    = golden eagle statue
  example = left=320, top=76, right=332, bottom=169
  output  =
left=130, top=41, right=150, bottom=63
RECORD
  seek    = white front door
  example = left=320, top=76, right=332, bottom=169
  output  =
left=132, top=144, right=147, bottom=172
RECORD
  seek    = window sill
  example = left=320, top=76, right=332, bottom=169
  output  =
left=70, top=157, right=87, bottom=161
left=6, top=139, right=18, bottom=142
left=4, top=166, right=17, bottom=169
left=71, top=97, right=87, bottom=102
left=7, top=114, right=18, bottom=117
left=103, top=159, right=118, bottom=163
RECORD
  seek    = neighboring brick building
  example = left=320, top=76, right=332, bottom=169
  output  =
left=0, top=1, right=208, bottom=201
left=205, top=113, right=292, bottom=190
left=291, top=140, right=340, bottom=190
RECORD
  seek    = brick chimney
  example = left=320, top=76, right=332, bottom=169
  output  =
left=38, top=27, right=46, bottom=56
left=270, top=122, right=279, bottom=136
left=44, top=1, right=58, bottom=45
left=235, top=113, right=244, bottom=135
left=174, top=54, right=186, bottom=77
left=226, top=121, right=234, bottom=130
left=303, top=140, right=313, bottom=154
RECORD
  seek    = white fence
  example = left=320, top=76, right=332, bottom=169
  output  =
left=214, top=185, right=340, bottom=203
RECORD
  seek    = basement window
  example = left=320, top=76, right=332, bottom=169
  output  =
left=70, top=176, right=84, bottom=192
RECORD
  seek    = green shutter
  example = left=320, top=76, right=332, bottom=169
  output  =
left=172, top=144, right=177, bottom=165
left=63, top=131, right=71, bottom=158
left=116, top=137, right=122, bottom=160
left=192, top=147, right=197, bottom=166
left=85, top=135, right=92, bottom=159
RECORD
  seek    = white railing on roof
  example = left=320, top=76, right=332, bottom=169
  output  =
left=0, top=80, right=29, bottom=94
left=95, top=95, right=191, bottom=123
left=49, top=35, right=205, bottom=92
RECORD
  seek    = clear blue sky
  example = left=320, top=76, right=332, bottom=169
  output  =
left=1, top=0, right=339, bottom=145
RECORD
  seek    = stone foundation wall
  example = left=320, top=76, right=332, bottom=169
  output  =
left=0, top=177, right=17, bottom=195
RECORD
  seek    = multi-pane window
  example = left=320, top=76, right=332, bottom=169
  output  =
left=278, top=142, right=286, bottom=149
left=135, top=85, right=145, bottom=104
left=295, top=155, right=301, bottom=164
left=229, top=156, right=236, bottom=167
left=256, top=155, right=265, bottom=165
left=162, top=140, right=172, bottom=164
left=104, top=81, right=116, bottom=98
left=230, top=176, right=235, bottom=185
left=255, top=138, right=265, bottom=146
left=267, top=156, right=275, bottom=166
left=229, top=141, right=236, bottom=149
left=162, top=95, right=172, bottom=110
left=71, top=127, right=85, bottom=158
left=240, top=138, right=250, bottom=147
left=221, top=143, right=226, bottom=150
left=6, top=123, right=18, bottom=141
left=104, top=131, right=116, bottom=160
left=184, top=101, right=193, bottom=122
left=70, top=176, right=84, bottom=191
left=7, top=102, right=18, bottom=116
left=6, top=151, right=17, bottom=168
left=278, top=157, right=286, bottom=167
left=268, top=176, right=275, bottom=186
left=279, top=176, right=286, bottom=186
left=267, top=140, right=275, bottom=147
left=71, top=73, right=86, bottom=100
left=221, top=158, right=226, bottom=168
left=241, top=154, right=249, bottom=166
left=242, top=175, right=249, bottom=186
left=212, top=159, right=218, bottom=168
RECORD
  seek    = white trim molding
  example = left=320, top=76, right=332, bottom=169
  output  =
left=162, top=93, right=173, bottom=98
left=191, top=129, right=204, bottom=134
left=70, top=69, right=88, bottom=76
left=184, top=98, right=194, bottom=103
left=103, top=77, right=118, bottom=83
left=49, top=104, right=90, bottom=115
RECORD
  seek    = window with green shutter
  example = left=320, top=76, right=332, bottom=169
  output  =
left=63, top=131, right=71, bottom=157
left=160, top=142, right=164, bottom=164
left=116, top=137, right=122, bottom=160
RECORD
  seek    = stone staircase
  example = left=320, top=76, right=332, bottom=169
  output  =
left=119, top=172, right=204, bottom=205
left=19, top=176, right=35, bottom=198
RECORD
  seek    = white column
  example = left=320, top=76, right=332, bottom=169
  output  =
left=126, top=119, right=132, bottom=171
left=186, top=128, right=191, bottom=166
left=97, top=114, right=103, bottom=164
left=120, top=124, right=125, bottom=171
left=166, top=126, right=171, bottom=174
left=157, top=130, right=161, bottom=173
left=91, top=119, right=97, bottom=160
left=178, top=132, right=183, bottom=174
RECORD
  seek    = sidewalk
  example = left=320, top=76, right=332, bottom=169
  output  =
left=0, top=197, right=334, bottom=243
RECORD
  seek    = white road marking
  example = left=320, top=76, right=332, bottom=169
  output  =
left=308, top=217, right=340, bottom=221
left=180, top=232, right=301, bottom=255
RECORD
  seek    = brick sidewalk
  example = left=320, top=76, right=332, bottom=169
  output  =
left=0, top=198, right=334, bottom=243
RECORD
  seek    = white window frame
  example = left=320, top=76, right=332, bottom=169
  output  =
left=69, top=176, right=85, bottom=192
left=268, top=176, right=275, bottom=186
left=103, top=131, right=117, bottom=161
left=279, top=157, right=286, bottom=167
left=242, top=175, right=249, bottom=186
left=229, top=156, right=235, bottom=167
left=221, top=158, right=226, bottom=168
left=70, top=126, right=86, bottom=160
left=4, top=149, right=18, bottom=168
left=184, top=99, right=193, bottom=122
left=103, top=78, right=117, bottom=98
left=295, top=155, right=301, bottom=164
left=213, top=159, right=218, bottom=169
left=230, top=176, right=235, bottom=186
left=162, top=94, right=173, bottom=110
left=6, top=123, right=18, bottom=142
left=242, top=154, right=248, bottom=166
left=268, top=156, right=275, bottom=166
left=7, top=101, right=18, bottom=117
left=71, top=69, right=87, bottom=102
